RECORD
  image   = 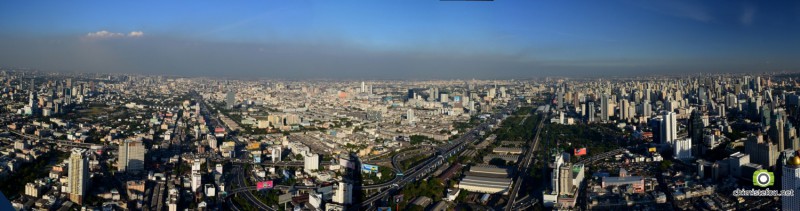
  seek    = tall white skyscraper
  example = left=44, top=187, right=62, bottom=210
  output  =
left=191, top=172, right=202, bottom=192
left=673, top=138, right=692, bottom=160
left=118, top=139, right=145, bottom=173
left=407, top=109, right=415, bottom=123
left=333, top=182, right=353, bottom=205
left=68, top=148, right=89, bottom=204
left=661, top=111, right=677, bottom=144
left=782, top=152, right=800, bottom=210
left=304, top=152, right=320, bottom=174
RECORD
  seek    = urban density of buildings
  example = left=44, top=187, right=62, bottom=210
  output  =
left=1, top=1, right=800, bottom=211
left=0, top=69, right=797, bottom=211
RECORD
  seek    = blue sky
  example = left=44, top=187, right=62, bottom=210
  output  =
left=1, top=0, right=799, bottom=79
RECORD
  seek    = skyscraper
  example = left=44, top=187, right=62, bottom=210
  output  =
left=304, top=152, right=320, bottom=174
left=642, top=101, right=652, bottom=117
left=771, top=115, right=786, bottom=151
left=558, top=164, right=573, bottom=195
left=118, top=139, right=146, bottom=174
left=192, top=172, right=202, bottom=192
left=673, top=138, right=692, bottom=160
left=746, top=134, right=778, bottom=169
left=225, top=91, right=236, bottom=109
left=27, top=78, right=39, bottom=116
left=781, top=151, right=800, bottom=210
left=689, top=110, right=704, bottom=156
left=333, top=182, right=353, bottom=205
left=601, top=94, right=609, bottom=122
left=661, top=111, right=677, bottom=144
left=68, top=149, right=89, bottom=204
left=407, top=109, right=415, bottom=123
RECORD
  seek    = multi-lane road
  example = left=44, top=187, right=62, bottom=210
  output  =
left=359, top=100, right=520, bottom=209
left=505, top=108, right=549, bottom=211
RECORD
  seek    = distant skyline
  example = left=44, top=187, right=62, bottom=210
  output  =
left=1, top=0, right=800, bottom=79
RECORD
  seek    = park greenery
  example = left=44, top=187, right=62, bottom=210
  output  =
left=409, top=135, right=438, bottom=145
left=396, top=178, right=447, bottom=210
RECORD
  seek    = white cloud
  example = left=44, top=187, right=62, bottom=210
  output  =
left=84, top=30, right=144, bottom=39
left=86, top=30, right=124, bottom=38
left=128, top=31, right=144, bottom=37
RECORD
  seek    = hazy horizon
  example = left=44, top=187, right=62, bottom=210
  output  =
left=2, top=0, right=799, bottom=79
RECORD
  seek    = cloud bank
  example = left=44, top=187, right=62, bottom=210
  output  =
left=85, top=30, right=144, bottom=39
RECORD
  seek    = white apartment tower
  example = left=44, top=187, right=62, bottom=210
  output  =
left=68, top=148, right=89, bottom=204
left=333, top=182, right=353, bottom=205
left=673, top=138, right=692, bottom=160
left=271, top=147, right=282, bottom=162
left=304, top=152, right=320, bottom=174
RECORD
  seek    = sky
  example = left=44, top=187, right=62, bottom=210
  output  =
left=1, top=0, right=799, bottom=79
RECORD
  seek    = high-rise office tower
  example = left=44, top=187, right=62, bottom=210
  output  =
left=601, top=94, right=609, bottom=121
left=118, top=139, right=146, bottom=173
left=689, top=110, right=704, bottom=156
left=618, top=99, right=631, bottom=121
left=781, top=151, right=800, bottom=210
left=63, top=87, right=72, bottom=105
left=225, top=91, right=236, bottom=109
left=785, top=121, right=799, bottom=150
left=661, top=111, right=677, bottom=144
left=771, top=115, right=786, bottom=151
left=27, top=78, right=39, bottom=116
left=746, top=134, right=778, bottom=169
left=407, top=89, right=415, bottom=100
left=587, top=102, right=595, bottom=123
left=68, top=149, right=89, bottom=204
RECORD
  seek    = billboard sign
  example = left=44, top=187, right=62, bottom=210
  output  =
left=362, top=164, right=379, bottom=173
left=574, top=148, right=587, bottom=156
left=257, top=181, right=274, bottom=190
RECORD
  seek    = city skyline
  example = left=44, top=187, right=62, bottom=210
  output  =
left=2, top=0, right=800, bottom=79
